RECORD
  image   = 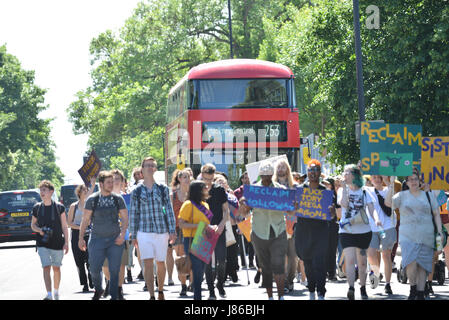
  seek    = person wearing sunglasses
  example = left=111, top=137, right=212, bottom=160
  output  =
left=295, top=159, right=336, bottom=300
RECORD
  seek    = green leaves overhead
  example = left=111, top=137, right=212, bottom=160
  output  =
left=0, top=45, right=64, bottom=191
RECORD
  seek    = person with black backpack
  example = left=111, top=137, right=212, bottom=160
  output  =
left=78, top=171, right=128, bottom=300
left=129, top=157, right=177, bottom=300
left=31, top=180, right=68, bottom=300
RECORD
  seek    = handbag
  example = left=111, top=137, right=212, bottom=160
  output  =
left=225, top=220, right=236, bottom=247
left=425, top=192, right=448, bottom=250
left=349, top=190, right=370, bottom=226
left=175, top=203, right=193, bottom=275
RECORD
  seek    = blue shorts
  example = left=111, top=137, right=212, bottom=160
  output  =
left=37, top=247, right=64, bottom=267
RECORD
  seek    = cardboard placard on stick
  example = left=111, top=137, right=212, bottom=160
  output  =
left=78, top=150, right=102, bottom=188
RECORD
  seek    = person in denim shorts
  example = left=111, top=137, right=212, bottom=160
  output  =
left=31, top=180, right=68, bottom=300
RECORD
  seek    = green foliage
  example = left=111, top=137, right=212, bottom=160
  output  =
left=0, top=45, right=64, bottom=191
left=260, top=0, right=449, bottom=167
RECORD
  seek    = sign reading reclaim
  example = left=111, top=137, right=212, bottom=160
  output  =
left=296, top=188, right=334, bottom=221
left=360, top=122, right=422, bottom=175
left=243, top=185, right=296, bottom=211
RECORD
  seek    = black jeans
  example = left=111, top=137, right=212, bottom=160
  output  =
left=205, top=232, right=227, bottom=291
left=71, top=229, right=91, bottom=286
left=295, top=220, right=329, bottom=296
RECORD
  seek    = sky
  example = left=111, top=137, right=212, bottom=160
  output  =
left=0, top=0, right=141, bottom=184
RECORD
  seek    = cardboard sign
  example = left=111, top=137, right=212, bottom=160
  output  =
left=421, top=137, right=449, bottom=189
left=190, top=221, right=220, bottom=264
left=295, top=187, right=334, bottom=221
left=378, top=152, right=413, bottom=176
left=78, top=150, right=102, bottom=187
left=246, top=154, right=288, bottom=185
left=243, top=184, right=296, bottom=211
left=237, top=217, right=252, bottom=242
left=360, top=122, right=422, bottom=174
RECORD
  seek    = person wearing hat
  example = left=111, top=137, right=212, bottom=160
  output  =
left=239, top=160, right=293, bottom=300
left=295, top=159, right=336, bottom=300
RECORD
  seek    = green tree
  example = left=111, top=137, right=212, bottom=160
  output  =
left=0, top=45, right=64, bottom=191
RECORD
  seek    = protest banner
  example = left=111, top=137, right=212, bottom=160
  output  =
left=360, top=122, right=422, bottom=175
left=243, top=184, right=296, bottom=211
left=246, top=154, right=288, bottom=185
left=378, top=152, right=413, bottom=176
left=296, top=187, right=334, bottom=221
left=421, top=137, right=449, bottom=189
left=237, top=217, right=252, bottom=242
left=190, top=221, right=220, bottom=264
left=78, top=150, right=102, bottom=187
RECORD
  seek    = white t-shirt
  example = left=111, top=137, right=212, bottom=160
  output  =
left=337, top=187, right=374, bottom=234
left=365, top=186, right=396, bottom=232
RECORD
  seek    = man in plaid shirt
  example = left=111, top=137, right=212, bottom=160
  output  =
left=129, top=157, right=176, bottom=300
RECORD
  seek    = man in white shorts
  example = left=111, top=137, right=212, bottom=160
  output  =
left=129, top=157, right=176, bottom=300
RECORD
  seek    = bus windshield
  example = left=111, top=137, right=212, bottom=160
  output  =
left=192, top=79, right=289, bottom=109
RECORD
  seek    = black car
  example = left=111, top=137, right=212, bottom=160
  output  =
left=60, top=184, right=99, bottom=213
left=0, top=190, right=42, bottom=243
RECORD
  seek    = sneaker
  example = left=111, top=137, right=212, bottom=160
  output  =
left=369, top=271, right=379, bottom=289
left=279, top=296, right=285, bottom=300
left=54, top=292, right=59, bottom=301
left=347, top=287, right=355, bottom=300
left=137, top=271, right=144, bottom=281
left=82, top=284, right=89, bottom=293
left=168, top=279, right=175, bottom=286
left=337, top=264, right=345, bottom=279
left=360, top=286, right=368, bottom=300
left=43, top=294, right=52, bottom=300
left=384, top=283, right=393, bottom=295
left=143, top=284, right=148, bottom=292
left=309, top=292, right=316, bottom=300
left=92, top=289, right=104, bottom=300
left=301, top=280, right=308, bottom=288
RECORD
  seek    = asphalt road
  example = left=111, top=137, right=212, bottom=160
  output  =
left=1, top=240, right=449, bottom=301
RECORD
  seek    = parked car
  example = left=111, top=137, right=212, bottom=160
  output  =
left=0, top=189, right=61, bottom=243
left=60, top=183, right=98, bottom=213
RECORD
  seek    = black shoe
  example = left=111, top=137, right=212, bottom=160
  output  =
left=416, top=291, right=425, bottom=300
left=137, top=271, right=144, bottom=281
left=92, top=289, right=104, bottom=300
left=230, top=271, right=238, bottom=283
left=347, top=287, right=355, bottom=300
left=426, top=281, right=434, bottom=296
left=384, top=283, right=393, bottom=295
left=360, top=286, right=368, bottom=300
left=217, top=285, right=227, bottom=298
left=127, top=269, right=133, bottom=283
left=82, top=284, right=89, bottom=293
left=254, top=271, right=261, bottom=284
left=180, top=284, right=187, bottom=297
left=118, top=287, right=126, bottom=300
left=408, top=285, right=417, bottom=300
left=103, top=280, right=110, bottom=298
left=208, top=290, right=217, bottom=300
left=143, top=284, right=148, bottom=292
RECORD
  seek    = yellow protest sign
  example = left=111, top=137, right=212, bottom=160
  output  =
left=237, top=217, right=252, bottom=242
left=303, top=147, right=311, bottom=165
left=421, top=137, right=449, bottom=189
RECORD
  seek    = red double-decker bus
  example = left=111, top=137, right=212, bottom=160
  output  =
left=165, top=59, right=300, bottom=188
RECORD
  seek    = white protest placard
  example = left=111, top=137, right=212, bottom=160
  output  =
left=245, top=154, right=288, bottom=184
